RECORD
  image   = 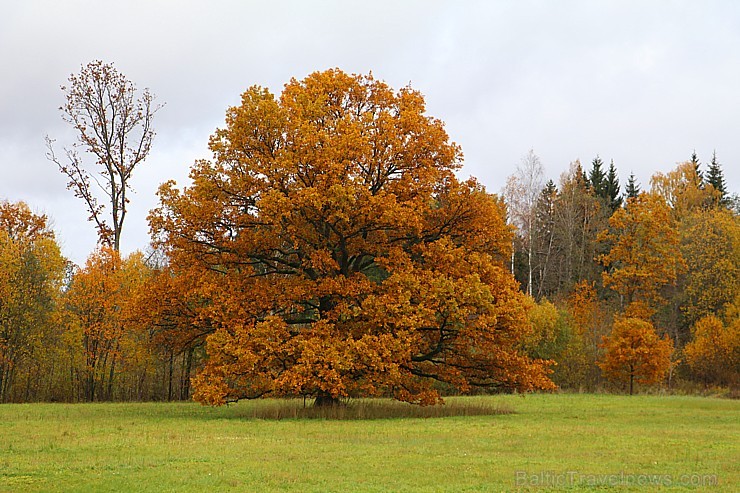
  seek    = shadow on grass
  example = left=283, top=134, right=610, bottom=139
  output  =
left=222, top=397, right=515, bottom=421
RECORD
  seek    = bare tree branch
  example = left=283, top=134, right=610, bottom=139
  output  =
left=46, top=60, right=163, bottom=251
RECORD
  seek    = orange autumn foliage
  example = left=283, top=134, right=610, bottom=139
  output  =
left=598, top=192, right=685, bottom=317
left=568, top=281, right=600, bottom=336
left=683, top=314, right=739, bottom=387
left=650, top=162, right=720, bottom=219
left=561, top=280, right=610, bottom=389
left=151, top=69, right=555, bottom=406
left=0, top=201, right=66, bottom=401
left=599, top=317, right=674, bottom=394
left=679, top=208, right=740, bottom=327
left=125, top=260, right=218, bottom=400
left=64, top=247, right=152, bottom=401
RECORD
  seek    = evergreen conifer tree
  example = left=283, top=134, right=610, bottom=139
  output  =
left=706, top=150, right=727, bottom=205
left=690, top=151, right=704, bottom=186
left=589, top=156, right=607, bottom=197
left=605, top=160, right=623, bottom=211
left=625, top=172, right=640, bottom=201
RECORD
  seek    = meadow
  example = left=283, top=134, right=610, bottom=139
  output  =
left=0, top=394, right=736, bottom=492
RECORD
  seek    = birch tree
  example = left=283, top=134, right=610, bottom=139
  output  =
left=505, top=150, right=544, bottom=296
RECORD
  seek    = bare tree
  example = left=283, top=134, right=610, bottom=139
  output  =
left=504, top=149, right=544, bottom=296
left=46, top=60, right=162, bottom=251
left=551, top=161, right=603, bottom=294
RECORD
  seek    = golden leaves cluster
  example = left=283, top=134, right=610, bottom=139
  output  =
left=0, top=201, right=66, bottom=400
left=598, top=192, right=685, bottom=317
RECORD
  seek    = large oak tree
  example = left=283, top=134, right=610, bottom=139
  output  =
left=151, top=69, right=554, bottom=406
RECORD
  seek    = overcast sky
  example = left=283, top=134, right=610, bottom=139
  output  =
left=2, top=0, right=739, bottom=265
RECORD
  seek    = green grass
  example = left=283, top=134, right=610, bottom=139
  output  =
left=0, top=394, right=736, bottom=492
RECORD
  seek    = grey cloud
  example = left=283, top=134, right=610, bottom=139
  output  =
left=1, top=0, right=739, bottom=265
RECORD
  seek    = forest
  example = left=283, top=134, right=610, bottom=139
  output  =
left=0, top=63, right=737, bottom=404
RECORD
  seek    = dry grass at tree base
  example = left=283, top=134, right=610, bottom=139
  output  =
left=228, top=396, right=514, bottom=420
left=0, top=394, right=736, bottom=492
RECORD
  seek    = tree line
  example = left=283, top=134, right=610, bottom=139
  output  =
left=506, top=150, right=738, bottom=393
left=0, top=62, right=737, bottom=403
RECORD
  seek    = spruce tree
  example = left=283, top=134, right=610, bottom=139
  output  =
left=541, top=179, right=558, bottom=201
left=605, top=160, right=623, bottom=212
left=625, top=172, right=640, bottom=201
left=589, top=156, right=607, bottom=197
left=582, top=168, right=591, bottom=190
left=690, top=151, right=704, bottom=186
left=706, top=150, right=727, bottom=204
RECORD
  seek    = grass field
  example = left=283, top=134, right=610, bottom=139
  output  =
left=0, top=394, right=736, bottom=492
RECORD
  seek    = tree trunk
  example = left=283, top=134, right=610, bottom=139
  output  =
left=167, top=349, right=174, bottom=401
left=510, top=242, right=515, bottom=275
left=180, top=347, right=194, bottom=400
left=537, top=226, right=555, bottom=299
left=0, top=364, right=6, bottom=402
left=85, top=368, right=96, bottom=402
left=314, top=392, right=342, bottom=407
left=527, top=224, right=533, bottom=297
left=107, top=353, right=117, bottom=401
